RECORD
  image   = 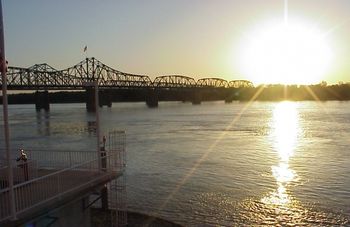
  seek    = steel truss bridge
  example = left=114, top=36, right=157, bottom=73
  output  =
left=3, top=57, right=253, bottom=90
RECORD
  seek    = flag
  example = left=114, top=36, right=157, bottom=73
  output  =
left=83, top=45, right=87, bottom=52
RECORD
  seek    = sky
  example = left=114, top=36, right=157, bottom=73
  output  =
left=3, top=0, right=350, bottom=84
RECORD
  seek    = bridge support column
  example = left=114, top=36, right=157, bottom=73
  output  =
left=35, top=91, right=50, bottom=111
left=86, top=88, right=96, bottom=112
left=225, top=88, right=241, bottom=103
left=146, top=90, right=158, bottom=108
left=192, top=90, right=202, bottom=105
left=99, top=90, right=112, bottom=108
left=225, top=88, right=235, bottom=103
left=87, top=88, right=113, bottom=111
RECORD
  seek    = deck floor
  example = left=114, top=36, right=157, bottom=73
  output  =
left=0, top=168, right=117, bottom=224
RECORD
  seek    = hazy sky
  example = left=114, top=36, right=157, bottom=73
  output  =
left=3, top=0, right=350, bottom=84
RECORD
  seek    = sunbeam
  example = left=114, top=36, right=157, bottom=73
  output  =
left=149, top=86, right=266, bottom=218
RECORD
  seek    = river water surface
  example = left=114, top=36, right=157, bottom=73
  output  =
left=1, top=101, right=350, bottom=226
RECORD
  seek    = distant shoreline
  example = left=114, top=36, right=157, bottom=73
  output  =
left=1, top=84, right=350, bottom=105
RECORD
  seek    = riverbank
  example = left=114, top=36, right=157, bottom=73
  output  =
left=91, top=208, right=183, bottom=227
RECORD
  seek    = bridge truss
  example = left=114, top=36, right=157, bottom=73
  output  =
left=2, top=57, right=253, bottom=90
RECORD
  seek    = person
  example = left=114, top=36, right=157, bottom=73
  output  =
left=100, top=135, right=107, bottom=151
left=16, top=149, right=29, bottom=181
left=101, top=136, right=107, bottom=170
left=102, top=136, right=106, bottom=149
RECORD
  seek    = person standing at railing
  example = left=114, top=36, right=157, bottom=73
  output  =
left=100, top=136, right=107, bottom=171
left=102, top=135, right=106, bottom=151
left=16, top=149, right=28, bottom=181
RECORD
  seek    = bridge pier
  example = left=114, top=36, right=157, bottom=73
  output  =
left=86, top=88, right=113, bottom=111
left=86, top=88, right=96, bottom=112
left=99, top=90, right=112, bottom=108
left=192, top=90, right=202, bottom=105
left=35, top=91, right=50, bottom=111
left=225, top=88, right=240, bottom=103
left=146, top=90, right=158, bottom=108
left=225, top=88, right=235, bottom=103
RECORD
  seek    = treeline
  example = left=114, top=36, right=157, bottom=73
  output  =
left=1, top=83, right=350, bottom=104
left=4, top=91, right=85, bottom=104
left=237, top=83, right=350, bottom=101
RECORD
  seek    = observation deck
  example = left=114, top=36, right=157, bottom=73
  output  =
left=0, top=131, right=126, bottom=227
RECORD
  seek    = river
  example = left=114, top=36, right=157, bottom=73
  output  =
left=1, top=101, right=350, bottom=226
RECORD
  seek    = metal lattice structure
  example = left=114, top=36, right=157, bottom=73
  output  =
left=197, top=78, right=229, bottom=88
left=2, top=57, right=253, bottom=90
left=153, top=75, right=196, bottom=88
left=228, top=80, right=254, bottom=88
left=108, top=130, right=127, bottom=227
left=61, top=58, right=152, bottom=89
left=5, top=58, right=152, bottom=90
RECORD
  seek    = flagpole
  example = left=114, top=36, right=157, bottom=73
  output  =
left=0, top=0, right=16, bottom=220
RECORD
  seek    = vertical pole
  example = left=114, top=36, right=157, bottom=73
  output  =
left=0, top=0, right=16, bottom=220
left=95, top=81, right=101, bottom=171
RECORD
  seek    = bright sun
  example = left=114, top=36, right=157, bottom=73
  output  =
left=237, top=19, right=333, bottom=85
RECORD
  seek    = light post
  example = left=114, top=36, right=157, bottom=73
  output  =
left=0, top=0, right=16, bottom=220
left=82, top=81, right=101, bottom=171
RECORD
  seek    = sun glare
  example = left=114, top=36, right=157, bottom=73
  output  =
left=237, top=19, right=333, bottom=85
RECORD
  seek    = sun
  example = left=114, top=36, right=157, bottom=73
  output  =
left=236, top=19, right=333, bottom=85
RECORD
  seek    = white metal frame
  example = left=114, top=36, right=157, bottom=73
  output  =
left=108, top=130, right=127, bottom=227
left=0, top=145, right=124, bottom=223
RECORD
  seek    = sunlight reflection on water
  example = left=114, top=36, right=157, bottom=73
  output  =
left=262, top=101, right=299, bottom=206
left=2, top=102, right=350, bottom=226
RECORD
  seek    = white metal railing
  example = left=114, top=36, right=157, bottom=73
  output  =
left=0, top=149, right=97, bottom=170
left=0, top=160, right=38, bottom=189
left=25, top=149, right=97, bottom=170
left=108, top=130, right=128, bottom=227
left=0, top=151, right=119, bottom=222
left=108, top=131, right=126, bottom=173
left=0, top=130, right=126, bottom=223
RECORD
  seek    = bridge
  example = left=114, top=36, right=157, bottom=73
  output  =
left=2, top=57, right=253, bottom=110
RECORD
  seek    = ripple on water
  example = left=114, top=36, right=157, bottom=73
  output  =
left=190, top=192, right=350, bottom=226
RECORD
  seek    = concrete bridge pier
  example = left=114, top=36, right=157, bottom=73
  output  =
left=192, top=90, right=202, bottom=105
left=179, top=90, right=192, bottom=103
left=225, top=88, right=235, bottom=103
left=86, top=88, right=113, bottom=111
left=225, top=88, right=240, bottom=103
left=35, top=90, right=50, bottom=111
left=86, top=88, right=96, bottom=112
left=146, top=89, right=159, bottom=108
left=99, top=90, right=112, bottom=108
